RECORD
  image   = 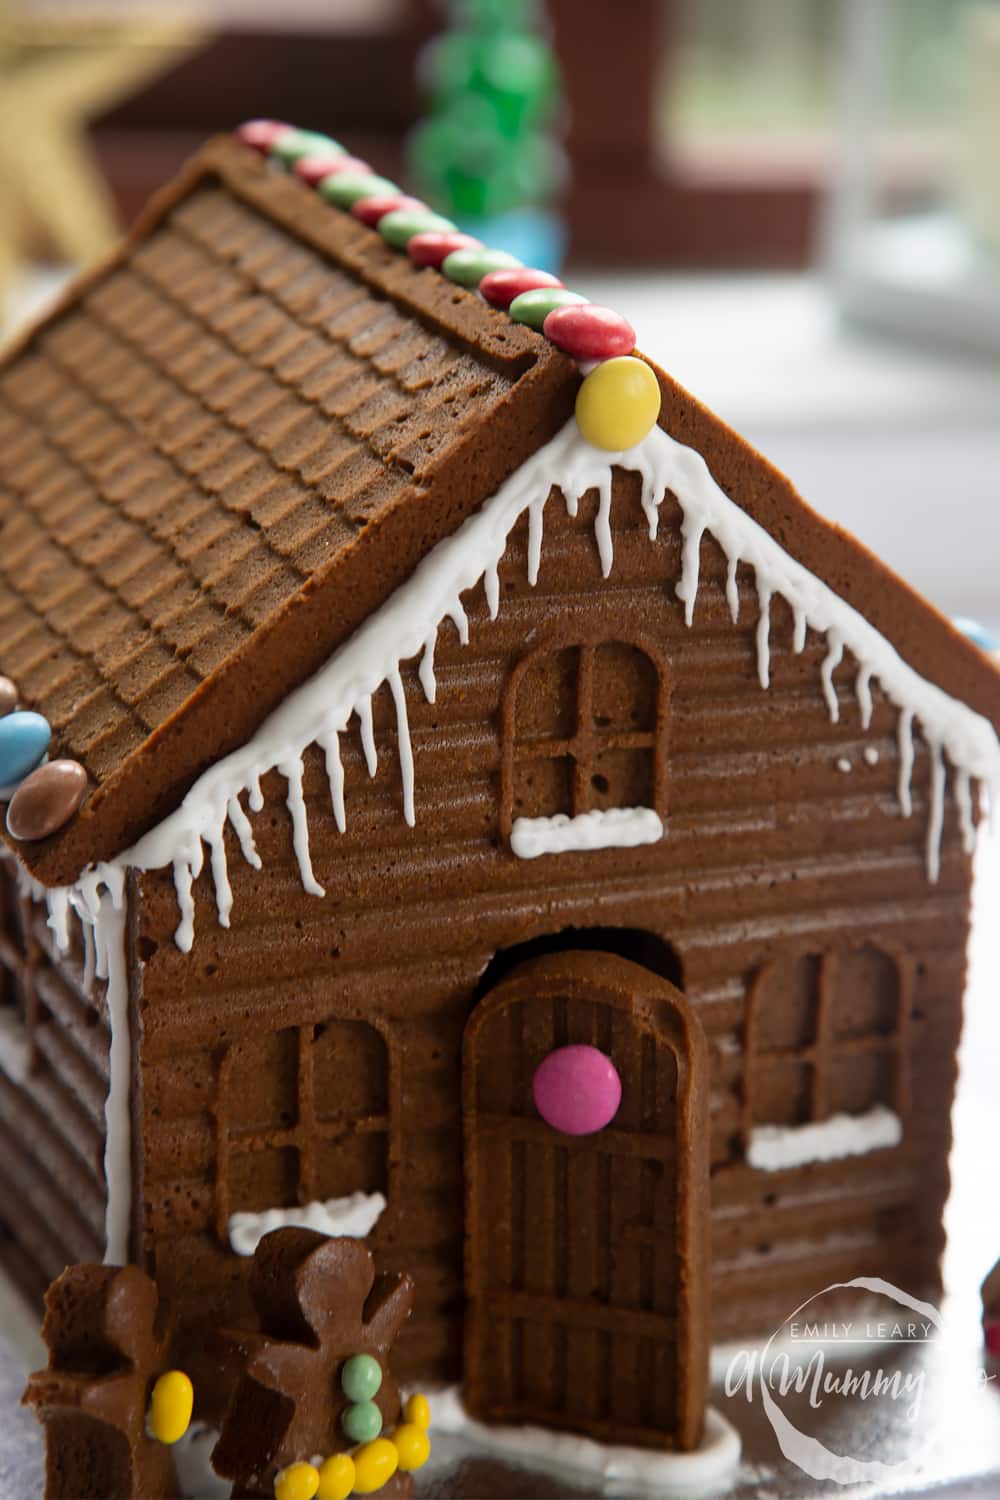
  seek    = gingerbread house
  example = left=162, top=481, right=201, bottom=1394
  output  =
left=0, top=128, right=998, bottom=1454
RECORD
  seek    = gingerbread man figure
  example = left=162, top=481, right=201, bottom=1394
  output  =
left=211, top=1229, right=415, bottom=1499
left=23, top=1263, right=192, bottom=1499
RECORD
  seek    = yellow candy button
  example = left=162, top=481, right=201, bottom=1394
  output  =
left=351, top=1437, right=399, bottom=1494
left=575, top=355, right=662, bottom=453
left=403, top=1392, right=431, bottom=1431
left=392, top=1421, right=431, bottom=1472
left=274, top=1461, right=320, bottom=1500
left=148, top=1369, right=193, bottom=1445
left=316, top=1452, right=355, bottom=1500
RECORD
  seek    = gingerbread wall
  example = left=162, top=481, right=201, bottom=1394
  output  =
left=0, top=856, right=111, bottom=1296
left=110, top=471, right=973, bottom=1385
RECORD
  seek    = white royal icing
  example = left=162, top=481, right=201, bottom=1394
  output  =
left=747, top=1105, right=903, bottom=1172
left=428, top=1385, right=741, bottom=1496
left=27, top=415, right=999, bottom=1259
left=227, top=1191, right=386, bottom=1257
left=511, top=807, right=664, bottom=860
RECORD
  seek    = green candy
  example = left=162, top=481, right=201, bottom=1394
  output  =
left=271, top=129, right=344, bottom=166
left=441, top=246, right=522, bottom=288
left=379, top=209, right=457, bottom=249
left=341, top=1353, right=383, bottom=1403
left=509, top=287, right=588, bottom=329
left=320, top=173, right=400, bottom=208
left=342, top=1399, right=383, bottom=1443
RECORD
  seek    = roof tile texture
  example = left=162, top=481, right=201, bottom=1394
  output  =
left=0, top=141, right=576, bottom=883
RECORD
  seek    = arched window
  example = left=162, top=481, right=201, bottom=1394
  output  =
left=744, top=945, right=910, bottom=1170
left=501, top=636, right=669, bottom=855
left=216, top=1017, right=391, bottom=1248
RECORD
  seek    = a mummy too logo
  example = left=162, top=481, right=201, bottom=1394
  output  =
left=724, top=1277, right=942, bottom=1484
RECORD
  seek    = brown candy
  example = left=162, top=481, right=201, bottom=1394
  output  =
left=211, top=1229, right=414, bottom=1499
left=23, top=1263, right=181, bottom=1499
left=7, top=758, right=88, bottom=840
left=0, top=675, right=16, bottom=716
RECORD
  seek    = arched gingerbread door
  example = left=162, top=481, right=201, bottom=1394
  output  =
left=463, top=949, right=710, bottom=1451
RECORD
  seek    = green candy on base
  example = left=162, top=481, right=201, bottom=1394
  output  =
left=320, top=174, right=400, bottom=208
left=272, top=129, right=345, bottom=167
left=379, top=209, right=457, bottom=249
left=441, top=246, right=521, bottom=287
left=509, top=286, right=587, bottom=329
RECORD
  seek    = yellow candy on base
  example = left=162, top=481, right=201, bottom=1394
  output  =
left=391, top=1421, right=431, bottom=1471
left=316, top=1451, right=356, bottom=1500
left=575, top=355, right=662, bottom=453
left=402, top=1392, right=431, bottom=1431
left=274, top=1460, right=320, bottom=1500
left=148, top=1369, right=194, bottom=1446
left=351, top=1436, right=399, bottom=1494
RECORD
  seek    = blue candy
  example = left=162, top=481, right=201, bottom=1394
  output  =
left=952, top=617, right=999, bottom=655
left=0, top=710, right=51, bottom=787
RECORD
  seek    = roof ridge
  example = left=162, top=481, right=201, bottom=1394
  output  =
left=237, top=119, right=642, bottom=372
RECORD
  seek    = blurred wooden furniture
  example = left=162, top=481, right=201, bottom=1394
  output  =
left=91, top=0, right=818, bottom=266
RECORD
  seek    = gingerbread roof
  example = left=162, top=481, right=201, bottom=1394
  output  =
left=1, top=132, right=999, bottom=891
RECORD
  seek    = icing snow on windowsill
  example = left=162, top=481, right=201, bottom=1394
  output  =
left=428, top=1386, right=741, bottom=1497
left=228, top=1191, right=386, bottom=1257
left=747, top=1105, right=902, bottom=1172
left=511, top=806, right=664, bottom=860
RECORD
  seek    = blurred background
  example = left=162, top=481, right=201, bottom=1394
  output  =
left=1, top=0, right=998, bottom=627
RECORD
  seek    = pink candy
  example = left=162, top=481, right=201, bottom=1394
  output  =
left=236, top=119, right=292, bottom=153
left=543, top=303, right=636, bottom=360
left=480, top=266, right=562, bottom=309
left=294, top=154, right=371, bottom=187
left=532, top=1044, right=622, bottom=1136
left=407, top=231, right=483, bottom=268
left=352, top=194, right=427, bottom=227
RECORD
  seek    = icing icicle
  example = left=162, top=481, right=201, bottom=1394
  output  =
left=755, top=583, right=772, bottom=690
left=38, top=415, right=999, bottom=959
left=820, top=634, right=844, bottom=722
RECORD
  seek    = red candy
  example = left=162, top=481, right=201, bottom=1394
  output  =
left=294, top=154, right=370, bottom=187
left=407, top=231, right=482, bottom=268
left=352, top=194, right=427, bottom=227
left=236, top=119, right=291, bottom=153
left=543, top=303, right=637, bottom=360
left=986, top=1320, right=1000, bottom=1358
left=480, top=267, right=562, bottom=309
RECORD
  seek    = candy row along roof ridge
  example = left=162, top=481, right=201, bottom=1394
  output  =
left=237, top=119, right=637, bottom=367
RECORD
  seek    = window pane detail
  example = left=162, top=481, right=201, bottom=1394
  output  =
left=592, top=643, right=659, bottom=732
left=503, top=636, right=669, bottom=834
left=754, top=953, right=821, bottom=1052
left=517, top=646, right=579, bottom=740
left=314, top=1020, right=388, bottom=1121
left=512, top=756, right=574, bottom=821
left=831, top=946, right=899, bottom=1040
left=219, top=1018, right=391, bottom=1233
left=748, top=945, right=908, bottom=1145
left=228, top=1027, right=299, bottom=1135
left=752, top=1060, right=813, bottom=1127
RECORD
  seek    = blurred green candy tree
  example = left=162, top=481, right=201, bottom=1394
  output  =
left=409, top=0, right=566, bottom=260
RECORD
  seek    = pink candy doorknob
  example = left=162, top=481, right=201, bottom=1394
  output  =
left=532, top=1044, right=622, bottom=1136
